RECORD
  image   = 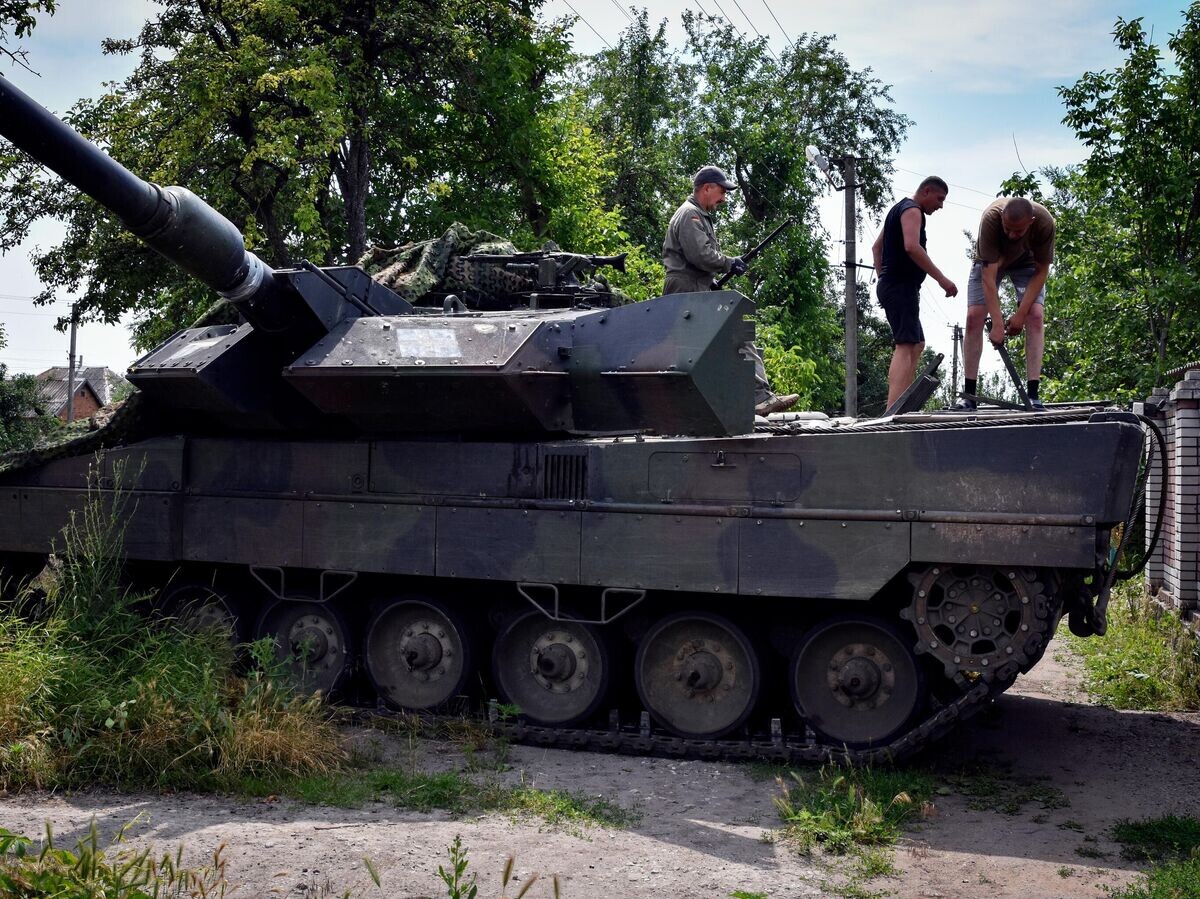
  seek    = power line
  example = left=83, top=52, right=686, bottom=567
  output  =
left=606, top=0, right=635, bottom=24
left=0, top=308, right=61, bottom=317
left=561, top=0, right=614, bottom=49
left=759, top=0, right=794, bottom=48
left=728, top=0, right=780, bottom=62
left=895, top=166, right=995, bottom=199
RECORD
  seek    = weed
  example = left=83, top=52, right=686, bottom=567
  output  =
left=1064, top=583, right=1200, bottom=710
left=1075, top=844, right=1109, bottom=859
left=1059, top=819, right=1085, bottom=831
left=1108, top=859, right=1200, bottom=899
left=0, top=819, right=230, bottom=897
left=730, top=891, right=768, bottom=899
left=853, top=847, right=898, bottom=879
left=1058, top=866, right=1074, bottom=877
left=1112, top=814, right=1200, bottom=862
left=774, top=765, right=934, bottom=854
left=438, top=835, right=478, bottom=899
left=942, top=766, right=1067, bottom=815
left=0, top=461, right=343, bottom=793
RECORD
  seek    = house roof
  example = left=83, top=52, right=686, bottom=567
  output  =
left=36, top=366, right=129, bottom=405
left=35, top=366, right=130, bottom=416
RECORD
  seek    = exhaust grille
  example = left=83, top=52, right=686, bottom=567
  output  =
left=542, top=452, right=587, bottom=501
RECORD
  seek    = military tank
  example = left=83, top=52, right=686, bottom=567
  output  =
left=0, top=76, right=1146, bottom=762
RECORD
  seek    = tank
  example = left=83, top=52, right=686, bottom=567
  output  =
left=0, top=77, right=1146, bottom=761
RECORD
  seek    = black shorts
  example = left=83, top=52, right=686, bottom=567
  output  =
left=877, top=278, right=924, bottom=345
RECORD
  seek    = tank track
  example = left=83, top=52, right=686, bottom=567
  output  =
left=356, top=572, right=1062, bottom=766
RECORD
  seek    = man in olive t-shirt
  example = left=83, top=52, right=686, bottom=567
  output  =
left=955, top=197, right=1056, bottom=411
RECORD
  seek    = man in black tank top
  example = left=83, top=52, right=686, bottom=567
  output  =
left=871, top=177, right=958, bottom=410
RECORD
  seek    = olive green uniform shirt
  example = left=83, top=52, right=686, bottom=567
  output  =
left=974, top=198, right=1056, bottom=270
left=662, top=197, right=733, bottom=294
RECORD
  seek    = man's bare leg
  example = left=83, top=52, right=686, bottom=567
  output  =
left=887, top=341, right=924, bottom=409
left=1024, top=303, right=1045, bottom=381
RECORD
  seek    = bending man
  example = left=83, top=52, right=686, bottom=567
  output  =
left=956, top=196, right=1056, bottom=412
left=871, top=176, right=958, bottom=410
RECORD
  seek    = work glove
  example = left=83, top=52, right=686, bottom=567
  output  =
left=729, top=256, right=748, bottom=276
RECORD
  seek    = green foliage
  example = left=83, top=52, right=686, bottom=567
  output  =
left=0, top=819, right=232, bottom=898
left=942, top=766, right=1068, bottom=816
left=0, top=364, right=60, bottom=453
left=0, top=462, right=343, bottom=791
left=668, top=15, right=908, bottom=411
left=239, top=764, right=638, bottom=831
left=1113, top=815, right=1200, bottom=862
left=773, top=765, right=933, bottom=854
left=438, top=835, right=478, bottom=899
left=1064, top=584, right=1200, bottom=711
left=1039, top=6, right=1200, bottom=402
left=1109, top=859, right=1200, bottom=899
left=0, top=0, right=54, bottom=71
left=0, top=0, right=609, bottom=349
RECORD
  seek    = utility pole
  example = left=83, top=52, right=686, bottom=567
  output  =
left=841, top=156, right=857, bottom=418
left=805, top=145, right=860, bottom=418
left=65, top=302, right=78, bottom=423
left=949, top=322, right=962, bottom=404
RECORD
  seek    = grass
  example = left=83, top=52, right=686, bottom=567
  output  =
left=773, top=765, right=935, bottom=855
left=1105, top=815, right=1200, bottom=899
left=1112, top=815, right=1200, bottom=862
left=939, top=765, right=1068, bottom=816
left=236, top=766, right=638, bottom=829
left=0, top=462, right=343, bottom=792
left=1108, top=859, right=1200, bottom=899
left=0, top=819, right=241, bottom=898
left=1064, top=582, right=1200, bottom=711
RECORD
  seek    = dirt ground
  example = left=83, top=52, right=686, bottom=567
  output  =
left=1, top=638, right=1197, bottom=899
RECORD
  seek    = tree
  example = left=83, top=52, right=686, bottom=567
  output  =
left=579, top=9, right=691, bottom=252
left=1044, top=6, right=1200, bottom=401
left=675, top=13, right=911, bottom=411
left=0, top=0, right=54, bottom=70
left=0, top=0, right=623, bottom=348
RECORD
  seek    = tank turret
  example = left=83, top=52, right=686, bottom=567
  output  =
left=0, top=77, right=754, bottom=437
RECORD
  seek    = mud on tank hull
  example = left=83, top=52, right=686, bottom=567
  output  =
left=0, top=409, right=1144, bottom=761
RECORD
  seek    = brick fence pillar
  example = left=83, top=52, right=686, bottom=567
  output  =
left=1138, top=387, right=1172, bottom=593
left=1169, top=371, right=1200, bottom=611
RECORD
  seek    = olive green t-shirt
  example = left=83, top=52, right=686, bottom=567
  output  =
left=974, top=198, right=1056, bottom=269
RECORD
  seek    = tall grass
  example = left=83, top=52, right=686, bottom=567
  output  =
left=0, top=461, right=343, bottom=791
left=1066, top=583, right=1200, bottom=711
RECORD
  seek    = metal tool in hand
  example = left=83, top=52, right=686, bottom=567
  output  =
left=712, top=216, right=796, bottom=289
left=964, top=317, right=1032, bottom=411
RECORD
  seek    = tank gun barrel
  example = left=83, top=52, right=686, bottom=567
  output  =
left=0, top=75, right=283, bottom=323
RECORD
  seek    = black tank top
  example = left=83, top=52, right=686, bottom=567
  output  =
left=881, top=197, right=926, bottom=286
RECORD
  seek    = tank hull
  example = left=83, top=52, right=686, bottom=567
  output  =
left=0, top=410, right=1143, bottom=759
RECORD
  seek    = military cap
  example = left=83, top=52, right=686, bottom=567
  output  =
left=693, top=165, right=738, bottom=190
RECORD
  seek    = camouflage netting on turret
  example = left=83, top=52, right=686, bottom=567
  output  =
left=0, top=391, right=159, bottom=476
left=360, top=223, right=529, bottom=302
left=360, top=223, right=631, bottom=306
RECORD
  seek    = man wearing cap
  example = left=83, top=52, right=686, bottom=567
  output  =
left=662, top=165, right=798, bottom=416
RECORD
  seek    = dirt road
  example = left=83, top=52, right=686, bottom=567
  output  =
left=1, top=639, right=1197, bottom=898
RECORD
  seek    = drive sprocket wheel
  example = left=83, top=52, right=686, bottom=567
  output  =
left=901, top=565, right=1055, bottom=679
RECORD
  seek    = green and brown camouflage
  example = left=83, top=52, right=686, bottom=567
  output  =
left=0, top=75, right=1148, bottom=759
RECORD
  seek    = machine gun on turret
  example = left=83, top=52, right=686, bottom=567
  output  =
left=463, top=249, right=628, bottom=309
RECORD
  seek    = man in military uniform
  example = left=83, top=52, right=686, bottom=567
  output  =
left=955, top=196, right=1056, bottom=411
left=662, top=165, right=798, bottom=416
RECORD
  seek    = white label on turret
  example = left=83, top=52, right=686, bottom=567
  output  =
left=392, top=328, right=461, bottom=358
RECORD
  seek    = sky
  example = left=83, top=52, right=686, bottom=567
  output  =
left=0, top=0, right=1191, bottom=385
